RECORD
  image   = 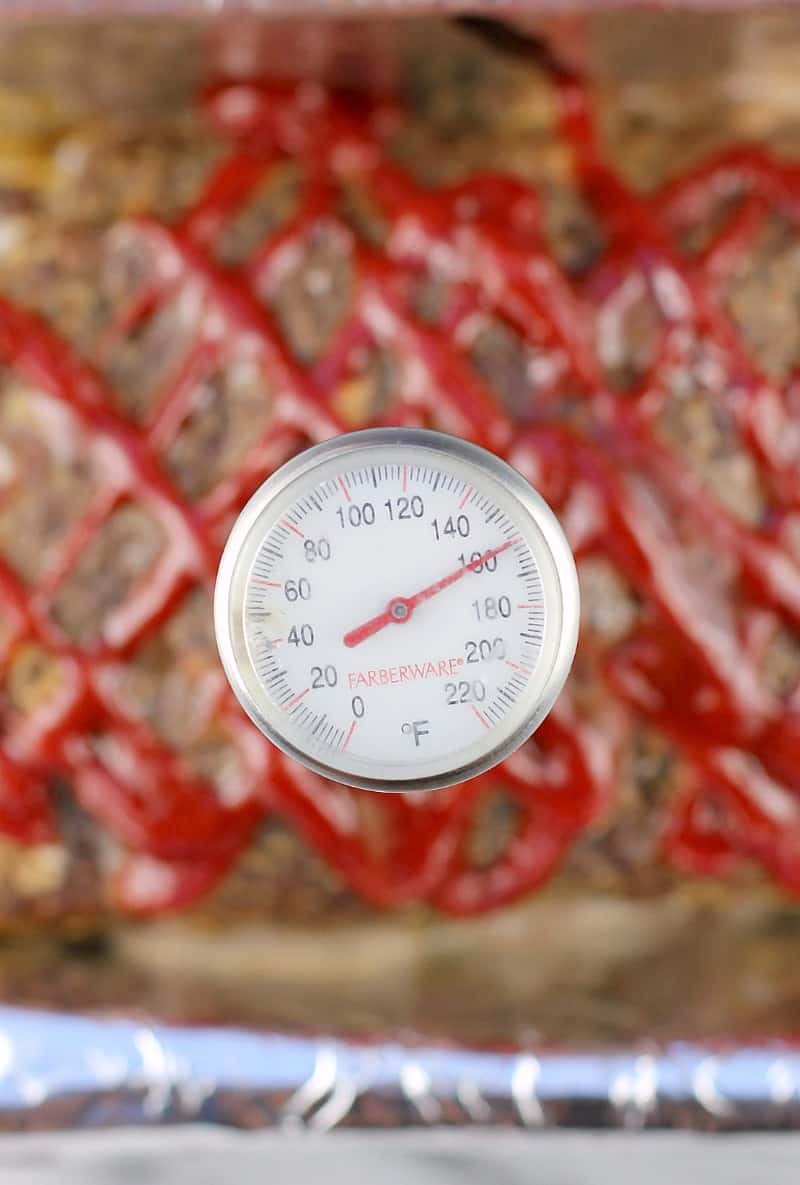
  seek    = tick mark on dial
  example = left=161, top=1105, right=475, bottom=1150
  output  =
left=343, top=720, right=357, bottom=751
left=471, top=705, right=490, bottom=730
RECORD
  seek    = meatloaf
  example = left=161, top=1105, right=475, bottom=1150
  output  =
left=0, top=11, right=798, bottom=1044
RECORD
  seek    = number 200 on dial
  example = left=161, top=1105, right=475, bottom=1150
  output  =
left=215, top=428, right=579, bottom=793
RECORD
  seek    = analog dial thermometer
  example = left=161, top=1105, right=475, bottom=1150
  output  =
left=215, top=429, right=579, bottom=792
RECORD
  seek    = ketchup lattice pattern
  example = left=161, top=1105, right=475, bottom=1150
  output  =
left=2, top=67, right=800, bottom=916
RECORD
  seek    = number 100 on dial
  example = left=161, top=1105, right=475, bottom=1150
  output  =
left=215, top=428, right=579, bottom=793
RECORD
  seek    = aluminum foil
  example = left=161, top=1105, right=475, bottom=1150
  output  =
left=0, top=1007, right=797, bottom=1131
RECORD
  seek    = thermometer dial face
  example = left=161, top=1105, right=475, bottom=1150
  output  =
left=215, top=429, right=579, bottom=792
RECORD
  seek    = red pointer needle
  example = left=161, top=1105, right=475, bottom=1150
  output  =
left=343, top=539, right=516, bottom=649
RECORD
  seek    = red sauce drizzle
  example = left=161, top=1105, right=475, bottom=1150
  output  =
left=1, top=65, right=800, bottom=914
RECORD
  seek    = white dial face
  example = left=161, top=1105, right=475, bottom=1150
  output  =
left=215, top=431, right=578, bottom=792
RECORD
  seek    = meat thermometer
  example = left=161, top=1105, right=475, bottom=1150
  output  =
left=215, top=428, right=578, bottom=793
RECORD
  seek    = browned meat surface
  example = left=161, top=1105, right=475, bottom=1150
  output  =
left=0, top=12, right=797, bottom=1046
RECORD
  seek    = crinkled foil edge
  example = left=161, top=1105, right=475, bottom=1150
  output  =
left=0, top=1007, right=798, bottom=1131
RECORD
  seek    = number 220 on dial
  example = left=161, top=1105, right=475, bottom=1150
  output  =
left=215, top=428, right=579, bottom=792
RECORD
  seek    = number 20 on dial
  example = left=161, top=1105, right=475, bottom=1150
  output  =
left=215, top=428, right=579, bottom=793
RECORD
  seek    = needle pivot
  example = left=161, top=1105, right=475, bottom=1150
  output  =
left=389, top=599, right=411, bottom=621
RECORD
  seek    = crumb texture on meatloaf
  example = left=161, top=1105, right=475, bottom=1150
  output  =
left=0, top=12, right=798, bottom=1040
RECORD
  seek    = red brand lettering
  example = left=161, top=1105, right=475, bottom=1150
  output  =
left=346, top=658, right=464, bottom=688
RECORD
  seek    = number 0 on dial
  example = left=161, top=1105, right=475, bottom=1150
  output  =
left=215, top=428, right=579, bottom=792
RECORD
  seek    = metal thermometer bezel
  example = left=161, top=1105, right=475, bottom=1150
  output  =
left=214, top=428, right=580, bottom=793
